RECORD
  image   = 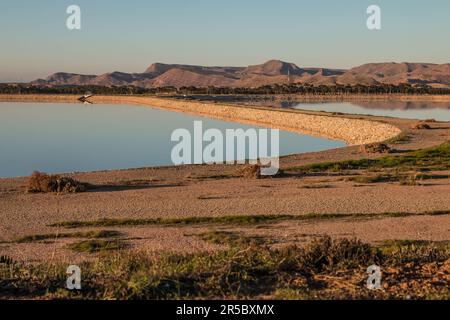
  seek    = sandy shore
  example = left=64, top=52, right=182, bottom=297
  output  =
left=0, top=94, right=449, bottom=263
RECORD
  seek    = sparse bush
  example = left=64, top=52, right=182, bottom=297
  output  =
left=67, top=240, right=126, bottom=253
left=197, top=230, right=266, bottom=247
left=16, top=230, right=122, bottom=243
left=347, top=171, right=449, bottom=185
left=415, top=173, right=450, bottom=180
left=0, top=255, right=15, bottom=266
left=1, top=237, right=449, bottom=299
left=236, top=164, right=284, bottom=179
left=348, top=174, right=396, bottom=184
left=412, top=122, right=432, bottom=130
left=291, top=237, right=379, bottom=272
left=380, top=240, right=450, bottom=264
left=237, top=164, right=262, bottom=179
left=399, top=173, right=419, bottom=186
left=27, top=171, right=89, bottom=194
left=359, top=143, right=391, bottom=154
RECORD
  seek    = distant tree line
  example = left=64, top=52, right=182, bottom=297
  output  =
left=176, top=83, right=450, bottom=95
left=1, top=83, right=449, bottom=96
left=0, top=84, right=156, bottom=95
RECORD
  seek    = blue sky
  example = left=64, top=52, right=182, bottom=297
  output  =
left=1, top=0, right=450, bottom=82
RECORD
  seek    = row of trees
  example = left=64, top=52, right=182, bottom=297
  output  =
left=177, top=83, right=450, bottom=95
left=0, top=84, right=156, bottom=95
left=1, top=83, right=449, bottom=96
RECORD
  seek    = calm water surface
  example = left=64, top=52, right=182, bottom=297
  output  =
left=0, top=102, right=344, bottom=177
left=194, top=97, right=450, bottom=121
left=292, top=101, right=450, bottom=121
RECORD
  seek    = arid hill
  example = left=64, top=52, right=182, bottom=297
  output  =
left=339, top=63, right=450, bottom=88
left=31, top=60, right=450, bottom=89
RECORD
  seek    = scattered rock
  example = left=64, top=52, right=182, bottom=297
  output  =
left=359, top=143, right=391, bottom=154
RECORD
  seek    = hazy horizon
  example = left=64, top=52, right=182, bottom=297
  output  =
left=2, top=0, right=450, bottom=82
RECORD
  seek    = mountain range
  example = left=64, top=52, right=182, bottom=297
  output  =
left=31, top=60, right=450, bottom=89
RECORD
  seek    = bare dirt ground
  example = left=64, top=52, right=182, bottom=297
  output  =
left=0, top=95, right=449, bottom=264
